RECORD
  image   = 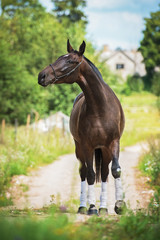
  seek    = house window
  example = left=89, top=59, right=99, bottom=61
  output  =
left=116, top=64, right=124, bottom=70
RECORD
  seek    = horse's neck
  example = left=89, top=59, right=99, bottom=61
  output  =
left=77, top=63, right=108, bottom=114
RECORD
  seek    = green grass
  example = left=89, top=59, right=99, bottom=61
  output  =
left=0, top=205, right=160, bottom=240
left=139, top=136, right=160, bottom=187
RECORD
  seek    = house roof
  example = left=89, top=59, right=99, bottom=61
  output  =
left=104, top=49, right=135, bottom=63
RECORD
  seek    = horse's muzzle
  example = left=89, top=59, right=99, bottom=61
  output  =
left=38, top=72, right=47, bottom=87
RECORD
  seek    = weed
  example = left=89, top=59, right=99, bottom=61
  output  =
left=139, top=137, right=160, bottom=187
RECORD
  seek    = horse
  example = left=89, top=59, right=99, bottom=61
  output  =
left=38, top=40, right=126, bottom=215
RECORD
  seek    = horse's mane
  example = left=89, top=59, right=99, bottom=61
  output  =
left=83, top=56, right=104, bottom=82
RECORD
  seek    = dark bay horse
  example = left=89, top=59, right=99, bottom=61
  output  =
left=38, top=40, right=126, bottom=215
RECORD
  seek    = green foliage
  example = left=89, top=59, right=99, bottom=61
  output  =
left=139, top=5, right=160, bottom=83
left=0, top=213, right=72, bottom=240
left=139, top=137, right=160, bottom=187
left=127, top=74, right=144, bottom=92
left=0, top=38, right=48, bottom=123
left=0, top=206, right=160, bottom=240
left=52, top=0, right=87, bottom=25
left=152, top=72, right=160, bottom=96
left=151, top=72, right=160, bottom=111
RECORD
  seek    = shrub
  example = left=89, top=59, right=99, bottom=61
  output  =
left=152, top=72, right=160, bottom=97
left=139, top=137, right=160, bottom=187
left=127, top=74, right=144, bottom=92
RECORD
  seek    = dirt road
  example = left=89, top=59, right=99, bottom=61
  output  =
left=11, top=144, right=152, bottom=214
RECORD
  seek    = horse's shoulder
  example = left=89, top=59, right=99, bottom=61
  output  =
left=73, top=92, right=84, bottom=107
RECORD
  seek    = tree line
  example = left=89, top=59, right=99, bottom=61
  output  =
left=139, top=4, right=160, bottom=96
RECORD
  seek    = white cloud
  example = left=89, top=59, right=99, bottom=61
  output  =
left=87, top=0, right=129, bottom=9
left=86, top=11, right=143, bottom=49
left=39, top=0, right=53, bottom=11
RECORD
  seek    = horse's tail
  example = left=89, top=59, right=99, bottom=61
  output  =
left=95, top=148, right=102, bottom=182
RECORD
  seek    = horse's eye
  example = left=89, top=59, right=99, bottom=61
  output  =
left=67, top=60, right=73, bottom=64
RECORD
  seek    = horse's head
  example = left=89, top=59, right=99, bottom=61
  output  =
left=38, top=40, right=86, bottom=87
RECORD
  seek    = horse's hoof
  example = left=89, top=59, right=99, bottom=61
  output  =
left=87, top=204, right=98, bottom=215
left=114, top=200, right=126, bottom=215
left=78, top=206, right=87, bottom=214
left=99, top=208, right=108, bottom=216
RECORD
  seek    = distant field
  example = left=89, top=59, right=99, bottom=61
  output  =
left=119, top=92, right=159, bottom=148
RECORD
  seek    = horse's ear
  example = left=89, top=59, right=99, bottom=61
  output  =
left=67, top=39, right=74, bottom=53
left=79, top=41, right=86, bottom=56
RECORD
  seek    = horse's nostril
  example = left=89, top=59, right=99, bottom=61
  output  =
left=42, top=73, right=46, bottom=79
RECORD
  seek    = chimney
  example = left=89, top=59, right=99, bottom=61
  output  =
left=103, top=45, right=109, bottom=52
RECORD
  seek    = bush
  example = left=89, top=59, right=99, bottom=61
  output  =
left=151, top=72, right=160, bottom=111
left=152, top=72, right=160, bottom=96
left=139, top=137, right=160, bottom=187
left=127, top=74, right=144, bottom=92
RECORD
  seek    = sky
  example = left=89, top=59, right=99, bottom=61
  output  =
left=40, top=0, right=160, bottom=50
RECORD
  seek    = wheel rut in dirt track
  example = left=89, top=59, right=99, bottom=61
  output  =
left=11, top=144, right=151, bottom=214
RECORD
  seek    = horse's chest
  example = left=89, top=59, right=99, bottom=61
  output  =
left=79, top=117, right=115, bottom=142
left=70, top=102, right=119, bottom=144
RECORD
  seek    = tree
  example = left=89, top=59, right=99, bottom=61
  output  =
left=1, top=0, right=44, bottom=16
left=0, top=39, right=48, bottom=123
left=139, top=6, right=160, bottom=86
left=52, top=0, right=87, bottom=24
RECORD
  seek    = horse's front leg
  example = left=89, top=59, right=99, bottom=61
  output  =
left=78, top=161, right=87, bottom=214
left=111, top=139, right=126, bottom=214
left=75, top=141, right=88, bottom=214
left=75, top=142, right=97, bottom=215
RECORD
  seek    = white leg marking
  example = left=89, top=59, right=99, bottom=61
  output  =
left=115, top=177, right=123, bottom=200
left=100, top=182, right=107, bottom=208
left=88, top=184, right=96, bottom=205
left=80, top=181, right=87, bottom=207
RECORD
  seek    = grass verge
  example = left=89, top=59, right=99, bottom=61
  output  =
left=0, top=203, right=160, bottom=240
left=0, top=127, right=74, bottom=206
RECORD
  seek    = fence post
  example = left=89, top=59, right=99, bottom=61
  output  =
left=62, top=116, right=65, bottom=136
left=1, top=119, right=5, bottom=143
left=35, top=111, right=39, bottom=124
left=14, top=118, right=18, bottom=142
left=26, top=114, right=31, bottom=134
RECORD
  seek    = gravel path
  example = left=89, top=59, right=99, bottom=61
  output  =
left=11, top=144, right=151, bottom=214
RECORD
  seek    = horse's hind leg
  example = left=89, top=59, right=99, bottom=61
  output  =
left=111, top=139, right=126, bottom=214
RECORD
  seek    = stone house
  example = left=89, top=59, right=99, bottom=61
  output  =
left=100, top=45, right=146, bottom=79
